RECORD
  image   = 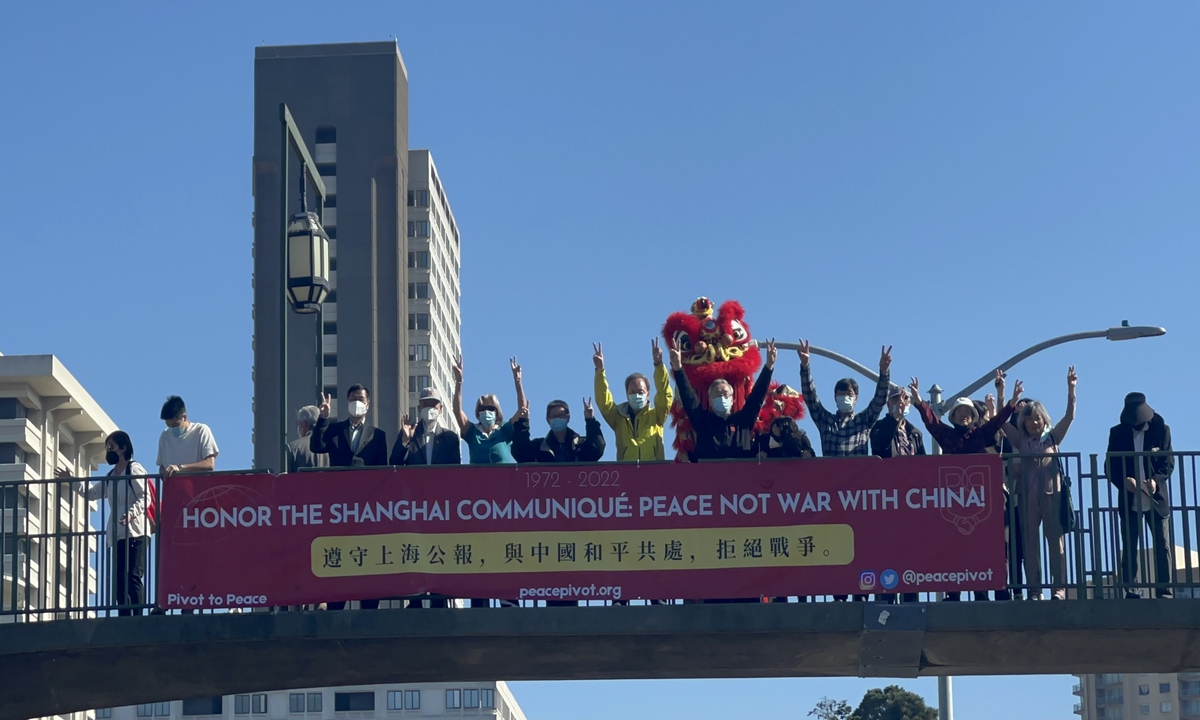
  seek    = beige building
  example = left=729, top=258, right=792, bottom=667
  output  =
left=94, top=682, right=526, bottom=720
left=0, top=353, right=115, bottom=628
left=1074, top=672, right=1200, bottom=720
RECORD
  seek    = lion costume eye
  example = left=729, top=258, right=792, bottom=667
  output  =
left=729, top=320, right=748, bottom=342
left=674, top=332, right=693, bottom=353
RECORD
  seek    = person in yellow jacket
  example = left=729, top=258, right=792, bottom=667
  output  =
left=592, top=339, right=672, bottom=461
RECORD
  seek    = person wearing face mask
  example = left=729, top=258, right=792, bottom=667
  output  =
left=451, top=355, right=524, bottom=465
left=755, top=417, right=815, bottom=459
left=83, top=431, right=151, bottom=615
left=156, top=396, right=219, bottom=478
left=1106, top=392, right=1174, bottom=599
left=994, top=367, right=1076, bottom=601
left=511, top=397, right=606, bottom=464
left=288, top=405, right=329, bottom=473
left=798, top=341, right=893, bottom=457
left=593, top=339, right=673, bottom=462
left=310, top=384, right=389, bottom=468
left=670, top=338, right=778, bottom=461
left=870, top=386, right=927, bottom=458
left=391, top=387, right=462, bottom=466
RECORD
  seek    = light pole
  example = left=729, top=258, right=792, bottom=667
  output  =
left=766, top=322, right=1165, bottom=720
left=279, top=103, right=330, bottom=473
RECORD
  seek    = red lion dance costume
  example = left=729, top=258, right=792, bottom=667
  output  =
left=662, top=297, right=805, bottom=461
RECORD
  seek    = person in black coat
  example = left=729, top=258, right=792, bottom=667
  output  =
left=870, top=386, right=927, bottom=458
left=310, top=384, right=389, bottom=468
left=1106, top=392, right=1175, bottom=598
left=511, top=398, right=605, bottom=463
left=671, top=339, right=777, bottom=461
left=391, top=388, right=462, bottom=466
left=756, top=417, right=815, bottom=459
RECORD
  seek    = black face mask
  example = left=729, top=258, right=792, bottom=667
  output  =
left=106, top=451, right=121, bottom=466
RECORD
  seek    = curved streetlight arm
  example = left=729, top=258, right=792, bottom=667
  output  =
left=760, top=341, right=897, bottom=388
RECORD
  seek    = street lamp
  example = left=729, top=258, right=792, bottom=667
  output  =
left=278, top=103, right=329, bottom=473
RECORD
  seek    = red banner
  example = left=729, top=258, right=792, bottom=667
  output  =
left=158, top=456, right=1005, bottom=609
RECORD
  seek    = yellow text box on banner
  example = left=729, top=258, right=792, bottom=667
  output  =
left=310, top=524, right=854, bottom=578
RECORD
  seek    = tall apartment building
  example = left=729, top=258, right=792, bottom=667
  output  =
left=1073, top=672, right=1200, bottom=720
left=253, top=42, right=411, bottom=470
left=0, top=353, right=114, bottom=629
left=93, top=681, right=526, bottom=720
left=404, top=149, right=461, bottom=429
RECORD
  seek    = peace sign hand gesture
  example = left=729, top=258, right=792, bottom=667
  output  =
left=592, top=342, right=604, bottom=371
left=510, top=357, right=522, bottom=381
left=651, top=338, right=663, bottom=366
left=879, top=345, right=893, bottom=374
left=453, top=355, right=464, bottom=385
left=668, top=340, right=683, bottom=371
left=319, top=392, right=332, bottom=419
left=1067, top=365, right=1078, bottom=389
left=399, top=413, right=416, bottom=443
left=765, top=338, right=778, bottom=369
left=908, top=377, right=920, bottom=399
left=583, top=397, right=595, bottom=420
left=798, top=339, right=811, bottom=367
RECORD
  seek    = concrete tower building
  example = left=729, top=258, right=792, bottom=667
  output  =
left=252, top=41, right=411, bottom=470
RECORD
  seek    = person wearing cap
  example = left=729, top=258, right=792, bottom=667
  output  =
left=797, top=341, right=893, bottom=457
left=870, top=386, right=926, bottom=459
left=451, top=355, right=524, bottom=465
left=391, top=387, right=462, bottom=466
left=997, top=367, right=1077, bottom=601
left=288, top=405, right=329, bottom=473
left=1106, top=392, right=1174, bottom=599
left=592, top=339, right=672, bottom=462
left=909, top=376, right=1024, bottom=456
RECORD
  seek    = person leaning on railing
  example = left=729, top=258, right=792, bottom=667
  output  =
left=592, top=339, right=672, bottom=462
left=998, top=367, right=1077, bottom=601
left=57, top=431, right=151, bottom=616
left=1106, top=392, right=1175, bottom=599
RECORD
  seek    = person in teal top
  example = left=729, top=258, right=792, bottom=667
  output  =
left=452, top=355, right=527, bottom=464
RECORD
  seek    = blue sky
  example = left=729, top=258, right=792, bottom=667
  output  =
left=2, top=2, right=1197, bottom=718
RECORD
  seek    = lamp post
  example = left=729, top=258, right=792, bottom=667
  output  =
left=279, top=103, right=330, bottom=473
left=765, top=322, right=1165, bottom=720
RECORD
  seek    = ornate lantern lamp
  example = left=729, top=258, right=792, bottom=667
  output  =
left=286, top=167, right=330, bottom=313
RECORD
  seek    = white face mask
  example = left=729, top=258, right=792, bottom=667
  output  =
left=890, top=404, right=909, bottom=419
left=348, top=400, right=368, bottom=418
left=835, top=395, right=856, bottom=413
left=421, top=407, right=440, bottom=425
left=627, top=392, right=648, bottom=411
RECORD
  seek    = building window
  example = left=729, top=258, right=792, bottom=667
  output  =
left=323, top=321, right=337, bottom=335
left=181, top=698, right=222, bottom=716
left=417, top=189, right=429, bottom=206
left=334, top=692, right=375, bottom=712
left=0, top=398, right=27, bottom=419
left=481, top=689, right=494, bottom=708
left=235, top=696, right=251, bottom=714
left=1099, top=674, right=1123, bottom=685
left=1161, top=683, right=1172, bottom=694
left=1183, top=682, right=1200, bottom=696
left=408, top=344, right=430, bottom=362
left=1141, top=685, right=1151, bottom=695
left=307, top=693, right=322, bottom=713
left=0, top=442, right=24, bottom=464
left=96, top=711, right=113, bottom=719
left=407, top=220, right=416, bottom=238
left=407, top=251, right=430, bottom=269
left=407, top=282, right=429, bottom=300
left=387, top=691, right=404, bottom=711
left=1141, top=706, right=1151, bottom=715
left=235, top=695, right=265, bottom=715
left=290, top=694, right=305, bottom=713
left=323, top=354, right=337, bottom=367
left=418, top=221, right=430, bottom=237
left=445, top=690, right=461, bottom=709
left=1161, top=702, right=1172, bottom=713
left=464, top=689, right=479, bottom=709
left=419, top=375, right=431, bottom=390
left=405, top=691, right=420, bottom=710
left=407, top=190, right=415, bottom=206
left=316, top=126, right=337, bottom=144
left=408, top=313, right=430, bottom=331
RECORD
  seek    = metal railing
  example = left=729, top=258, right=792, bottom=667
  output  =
left=2, top=452, right=1198, bottom=621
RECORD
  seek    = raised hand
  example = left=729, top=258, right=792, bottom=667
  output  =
left=651, top=338, right=663, bottom=366
left=592, top=342, right=604, bottom=371
left=514, top=401, right=530, bottom=421
left=453, top=355, right=464, bottom=385
left=765, top=338, right=778, bottom=369
left=583, top=397, right=595, bottom=419
left=319, top=392, right=332, bottom=419
left=798, top=339, right=811, bottom=367
left=1009, top=379, right=1024, bottom=405
left=908, top=377, right=920, bottom=399
left=399, top=413, right=416, bottom=443
left=879, top=345, right=893, bottom=374
left=509, top=357, right=522, bottom=381
left=994, top=369, right=1007, bottom=392
left=668, top=340, right=683, bottom=371
left=1067, top=365, right=1078, bottom=389
left=985, top=393, right=996, bottom=418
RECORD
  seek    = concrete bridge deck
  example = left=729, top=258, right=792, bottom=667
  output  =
left=3, top=600, right=1199, bottom=720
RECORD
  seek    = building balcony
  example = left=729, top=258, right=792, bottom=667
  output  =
left=1074, top=703, right=1082, bottom=715
left=0, top=417, right=41, bottom=453
left=1074, top=683, right=1082, bottom=695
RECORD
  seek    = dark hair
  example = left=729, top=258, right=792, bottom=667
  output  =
left=834, top=378, right=859, bottom=395
left=106, top=430, right=134, bottom=461
left=160, top=396, right=186, bottom=421
left=546, top=399, right=570, bottom=417
left=624, top=373, right=650, bottom=394
left=346, top=384, right=370, bottom=400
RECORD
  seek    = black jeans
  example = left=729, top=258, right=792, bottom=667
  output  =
left=113, top=537, right=146, bottom=615
left=1120, top=507, right=1174, bottom=597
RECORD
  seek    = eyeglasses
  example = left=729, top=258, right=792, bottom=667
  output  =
left=479, top=406, right=498, bottom=413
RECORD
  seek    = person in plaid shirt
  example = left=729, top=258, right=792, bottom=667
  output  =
left=798, top=341, right=893, bottom=457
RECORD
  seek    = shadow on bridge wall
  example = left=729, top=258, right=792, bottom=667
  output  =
left=3, top=600, right=1200, bottom=719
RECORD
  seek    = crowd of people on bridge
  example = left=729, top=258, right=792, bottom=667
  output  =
left=68, top=340, right=1178, bottom=612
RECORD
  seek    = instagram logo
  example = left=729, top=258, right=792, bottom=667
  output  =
left=859, top=571, right=877, bottom=590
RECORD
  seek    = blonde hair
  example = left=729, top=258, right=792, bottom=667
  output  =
left=474, top=394, right=504, bottom=425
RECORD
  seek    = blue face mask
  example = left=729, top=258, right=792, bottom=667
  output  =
left=169, top=424, right=187, bottom=438
left=478, top=410, right=496, bottom=427
left=549, top=417, right=570, bottom=433
left=836, top=395, right=856, bottom=413
left=711, top=396, right=733, bottom=416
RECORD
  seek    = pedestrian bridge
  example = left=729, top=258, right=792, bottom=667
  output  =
left=3, top=599, right=1200, bottom=719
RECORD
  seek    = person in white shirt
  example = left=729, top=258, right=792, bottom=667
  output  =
left=156, top=395, right=219, bottom=477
